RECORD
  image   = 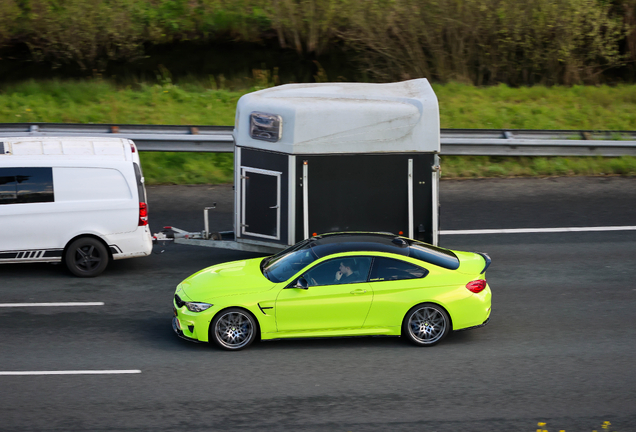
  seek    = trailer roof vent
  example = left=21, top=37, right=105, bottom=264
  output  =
left=250, top=112, right=282, bottom=142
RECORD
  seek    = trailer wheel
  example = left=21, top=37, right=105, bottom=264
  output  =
left=65, top=237, right=109, bottom=277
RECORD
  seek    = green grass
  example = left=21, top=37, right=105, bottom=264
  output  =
left=440, top=155, right=636, bottom=179
left=140, top=152, right=234, bottom=184
left=435, top=83, right=636, bottom=130
left=0, top=79, right=244, bottom=125
left=1, top=79, right=635, bottom=184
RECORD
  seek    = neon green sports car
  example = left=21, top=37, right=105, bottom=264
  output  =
left=172, top=232, right=492, bottom=350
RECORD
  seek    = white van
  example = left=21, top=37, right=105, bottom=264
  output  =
left=0, top=137, right=153, bottom=277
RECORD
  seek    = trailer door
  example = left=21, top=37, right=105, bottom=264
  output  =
left=240, top=167, right=281, bottom=240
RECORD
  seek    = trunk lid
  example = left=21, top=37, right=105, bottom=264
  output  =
left=454, top=250, right=491, bottom=276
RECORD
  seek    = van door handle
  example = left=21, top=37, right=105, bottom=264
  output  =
left=269, top=205, right=279, bottom=209
left=350, top=289, right=367, bottom=295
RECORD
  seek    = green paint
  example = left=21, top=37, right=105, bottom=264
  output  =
left=174, top=244, right=491, bottom=346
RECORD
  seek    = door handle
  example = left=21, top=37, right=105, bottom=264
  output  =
left=350, top=289, right=367, bottom=295
left=269, top=205, right=279, bottom=209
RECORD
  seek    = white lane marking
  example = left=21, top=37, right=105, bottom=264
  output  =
left=0, top=370, right=141, bottom=376
left=0, top=302, right=104, bottom=307
left=441, top=226, right=636, bottom=235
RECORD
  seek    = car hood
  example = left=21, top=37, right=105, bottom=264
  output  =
left=177, top=257, right=275, bottom=302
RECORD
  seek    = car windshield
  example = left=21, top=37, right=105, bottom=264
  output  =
left=262, top=241, right=318, bottom=283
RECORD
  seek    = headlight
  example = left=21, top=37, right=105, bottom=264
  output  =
left=185, top=302, right=213, bottom=313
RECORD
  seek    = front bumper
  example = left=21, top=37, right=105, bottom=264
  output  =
left=172, top=316, right=202, bottom=343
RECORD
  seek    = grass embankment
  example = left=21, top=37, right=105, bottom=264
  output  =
left=0, top=79, right=635, bottom=184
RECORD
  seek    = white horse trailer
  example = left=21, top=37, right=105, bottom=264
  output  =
left=160, top=79, right=441, bottom=253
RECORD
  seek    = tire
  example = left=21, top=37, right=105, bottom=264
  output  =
left=210, top=308, right=258, bottom=351
left=402, top=303, right=450, bottom=347
left=65, top=237, right=109, bottom=277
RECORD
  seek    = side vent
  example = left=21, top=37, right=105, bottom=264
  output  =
left=0, top=142, right=5, bottom=154
left=257, top=303, right=274, bottom=315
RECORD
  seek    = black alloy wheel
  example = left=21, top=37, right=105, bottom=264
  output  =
left=65, top=237, right=109, bottom=277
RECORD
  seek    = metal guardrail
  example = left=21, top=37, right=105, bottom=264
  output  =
left=1, top=123, right=636, bottom=156
left=0, top=123, right=235, bottom=153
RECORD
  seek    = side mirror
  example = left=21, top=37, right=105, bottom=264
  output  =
left=294, top=277, right=309, bottom=290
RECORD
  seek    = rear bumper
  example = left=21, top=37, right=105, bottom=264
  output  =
left=455, top=317, right=490, bottom=332
left=108, top=226, right=153, bottom=260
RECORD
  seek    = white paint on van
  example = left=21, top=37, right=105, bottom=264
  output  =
left=0, top=137, right=152, bottom=274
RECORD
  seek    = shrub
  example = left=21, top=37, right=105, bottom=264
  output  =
left=340, top=0, right=626, bottom=85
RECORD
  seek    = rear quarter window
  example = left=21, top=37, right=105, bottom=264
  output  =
left=369, top=257, right=428, bottom=282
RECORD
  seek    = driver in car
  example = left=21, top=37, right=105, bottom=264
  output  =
left=334, top=259, right=357, bottom=284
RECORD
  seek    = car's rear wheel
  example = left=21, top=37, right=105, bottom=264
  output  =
left=402, top=303, right=450, bottom=347
left=65, top=237, right=109, bottom=277
left=210, top=308, right=257, bottom=351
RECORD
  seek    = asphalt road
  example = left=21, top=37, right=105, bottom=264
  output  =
left=1, top=177, right=635, bottom=432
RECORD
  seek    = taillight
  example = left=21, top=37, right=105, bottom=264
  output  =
left=466, top=279, right=487, bottom=293
left=139, top=202, right=148, bottom=226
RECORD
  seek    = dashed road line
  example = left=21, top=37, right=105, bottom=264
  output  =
left=441, top=226, right=636, bottom=235
left=0, top=302, right=105, bottom=307
left=0, top=370, right=141, bottom=376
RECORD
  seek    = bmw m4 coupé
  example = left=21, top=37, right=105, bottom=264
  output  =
left=172, top=232, right=491, bottom=350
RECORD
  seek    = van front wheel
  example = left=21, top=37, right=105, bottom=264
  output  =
left=65, top=237, right=109, bottom=277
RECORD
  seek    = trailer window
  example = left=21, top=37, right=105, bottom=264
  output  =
left=250, top=112, right=282, bottom=142
left=0, top=167, right=54, bottom=205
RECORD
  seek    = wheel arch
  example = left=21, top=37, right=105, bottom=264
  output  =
left=62, top=234, right=113, bottom=264
left=208, top=305, right=262, bottom=342
left=402, top=301, right=454, bottom=332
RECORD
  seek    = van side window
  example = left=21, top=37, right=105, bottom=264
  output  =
left=0, top=171, right=17, bottom=204
left=0, top=167, right=54, bottom=205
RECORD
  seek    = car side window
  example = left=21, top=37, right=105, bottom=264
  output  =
left=0, top=167, right=54, bottom=205
left=369, top=257, right=428, bottom=282
left=302, top=257, right=372, bottom=287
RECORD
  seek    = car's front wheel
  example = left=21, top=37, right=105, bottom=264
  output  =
left=402, top=303, right=450, bottom=346
left=210, top=308, right=258, bottom=351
